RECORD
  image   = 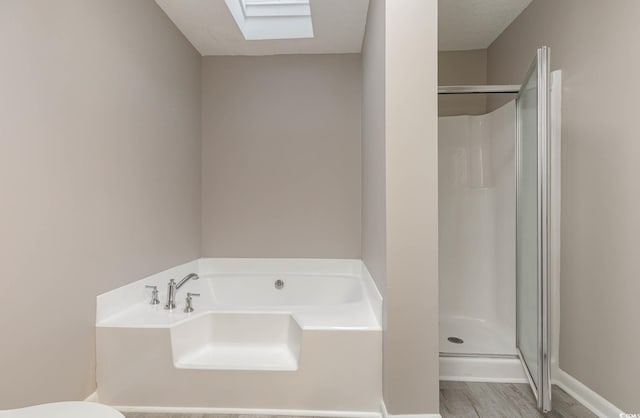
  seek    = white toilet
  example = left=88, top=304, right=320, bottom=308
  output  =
left=0, top=401, right=124, bottom=417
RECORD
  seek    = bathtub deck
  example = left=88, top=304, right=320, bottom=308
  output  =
left=174, top=343, right=299, bottom=371
left=97, top=300, right=380, bottom=330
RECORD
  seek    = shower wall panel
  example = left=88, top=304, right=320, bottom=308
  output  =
left=439, top=102, right=516, bottom=356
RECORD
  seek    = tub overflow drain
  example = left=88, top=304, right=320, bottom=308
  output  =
left=274, top=279, right=285, bottom=290
left=448, top=337, right=464, bottom=344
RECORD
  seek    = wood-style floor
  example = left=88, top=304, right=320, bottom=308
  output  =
left=440, top=381, right=597, bottom=418
left=123, top=382, right=597, bottom=418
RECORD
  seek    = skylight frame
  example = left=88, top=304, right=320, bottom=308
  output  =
left=241, top=0, right=311, bottom=17
left=225, top=0, right=314, bottom=41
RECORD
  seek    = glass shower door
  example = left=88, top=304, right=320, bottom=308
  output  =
left=516, top=46, right=551, bottom=412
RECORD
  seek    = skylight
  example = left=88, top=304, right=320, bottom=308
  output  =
left=225, top=0, right=314, bottom=41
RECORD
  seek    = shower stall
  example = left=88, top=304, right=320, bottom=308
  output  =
left=438, top=47, right=558, bottom=413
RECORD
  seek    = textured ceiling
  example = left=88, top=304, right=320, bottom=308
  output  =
left=439, top=0, right=533, bottom=51
left=155, top=0, right=370, bottom=56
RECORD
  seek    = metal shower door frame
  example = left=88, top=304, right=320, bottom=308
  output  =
left=437, top=46, right=553, bottom=412
left=515, top=45, right=552, bottom=413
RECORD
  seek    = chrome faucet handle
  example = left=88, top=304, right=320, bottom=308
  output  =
left=145, top=285, right=160, bottom=305
left=183, top=292, right=200, bottom=313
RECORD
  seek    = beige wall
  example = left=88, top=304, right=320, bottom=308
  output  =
left=1, top=0, right=440, bottom=412
left=438, top=49, right=488, bottom=116
left=362, top=0, right=439, bottom=414
left=488, top=0, right=640, bottom=411
left=0, top=0, right=201, bottom=408
left=384, top=0, right=439, bottom=413
left=362, top=0, right=387, bottom=295
left=201, top=55, right=362, bottom=258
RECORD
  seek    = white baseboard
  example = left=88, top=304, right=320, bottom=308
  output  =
left=380, top=400, right=441, bottom=418
left=553, top=369, right=625, bottom=418
left=100, top=370, right=623, bottom=418
left=114, top=405, right=381, bottom=418
left=84, top=391, right=99, bottom=402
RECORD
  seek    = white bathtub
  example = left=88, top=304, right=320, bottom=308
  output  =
left=96, top=258, right=382, bottom=415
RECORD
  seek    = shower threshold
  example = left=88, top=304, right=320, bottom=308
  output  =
left=440, top=352, right=518, bottom=359
left=440, top=353, right=527, bottom=383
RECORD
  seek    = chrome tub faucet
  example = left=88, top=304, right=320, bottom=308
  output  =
left=164, top=273, right=199, bottom=310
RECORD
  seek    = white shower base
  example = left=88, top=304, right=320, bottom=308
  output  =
left=439, top=315, right=516, bottom=356
left=439, top=315, right=526, bottom=383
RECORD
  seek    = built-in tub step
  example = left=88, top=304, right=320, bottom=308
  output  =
left=170, top=312, right=302, bottom=371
